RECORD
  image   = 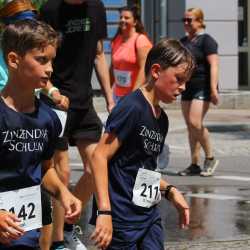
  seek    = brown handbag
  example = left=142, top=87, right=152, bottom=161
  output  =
left=0, top=0, right=37, bottom=19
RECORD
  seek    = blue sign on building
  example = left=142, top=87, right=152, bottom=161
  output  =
left=102, top=0, right=127, bottom=53
left=102, top=0, right=126, bottom=7
left=106, top=10, right=120, bottom=23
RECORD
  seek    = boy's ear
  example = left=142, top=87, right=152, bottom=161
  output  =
left=7, top=52, right=19, bottom=69
left=151, top=64, right=161, bottom=80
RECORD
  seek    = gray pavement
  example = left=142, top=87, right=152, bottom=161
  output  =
left=69, top=101, right=250, bottom=250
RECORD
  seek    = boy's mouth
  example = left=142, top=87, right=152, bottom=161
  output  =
left=41, top=77, right=49, bottom=83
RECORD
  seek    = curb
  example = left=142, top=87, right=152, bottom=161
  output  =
left=93, top=91, right=250, bottom=112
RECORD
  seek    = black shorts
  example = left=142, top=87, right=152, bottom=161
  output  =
left=181, top=86, right=211, bottom=101
left=41, top=188, right=52, bottom=226
left=63, top=104, right=103, bottom=146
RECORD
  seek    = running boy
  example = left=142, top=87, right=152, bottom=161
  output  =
left=0, top=20, right=81, bottom=249
left=90, top=38, right=195, bottom=249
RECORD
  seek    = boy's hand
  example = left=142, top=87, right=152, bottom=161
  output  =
left=91, top=215, right=112, bottom=249
left=0, top=210, right=25, bottom=245
left=59, top=189, right=82, bottom=224
left=51, top=90, right=69, bottom=111
left=168, top=188, right=190, bottom=229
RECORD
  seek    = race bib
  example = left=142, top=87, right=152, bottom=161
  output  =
left=114, top=69, right=132, bottom=87
left=0, top=185, right=42, bottom=231
left=132, top=168, right=161, bottom=208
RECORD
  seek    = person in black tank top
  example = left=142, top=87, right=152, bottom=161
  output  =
left=178, top=8, right=220, bottom=177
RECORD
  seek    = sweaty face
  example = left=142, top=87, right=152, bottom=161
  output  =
left=154, top=64, right=189, bottom=104
left=16, top=45, right=56, bottom=89
left=119, top=10, right=136, bottom=32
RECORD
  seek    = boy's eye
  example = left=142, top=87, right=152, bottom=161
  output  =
left=35, top=56, right=48, bottom=64
left=176, top=75, right=187, bottom=84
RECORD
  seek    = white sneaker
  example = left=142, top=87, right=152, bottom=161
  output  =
left=200, top=158, right=219, bottom=177
left=64, top=226, right=87, bottom=250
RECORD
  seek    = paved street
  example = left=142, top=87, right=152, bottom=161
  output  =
left=68, top=109, right=250, bottom=249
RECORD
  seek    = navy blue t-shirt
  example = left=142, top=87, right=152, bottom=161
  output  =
left=181, top=33, right=218, bottom=89
left=91, top=89, right=168, bottom=228
left=0, top=97, right=61, bottom=248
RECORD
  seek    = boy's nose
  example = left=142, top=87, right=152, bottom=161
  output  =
left=46, top=62, right=53, bottom=75
left=180, top=83, right=186, bottom=92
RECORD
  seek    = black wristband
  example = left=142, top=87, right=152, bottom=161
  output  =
left=164, top=185, right=176, bottom=200
left=97, top=210, right=112, bottom=216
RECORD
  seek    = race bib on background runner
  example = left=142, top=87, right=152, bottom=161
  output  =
left=0, top=185, right=42, bottom=231
left=114, top=69, right=132, bottom=87
left=132, top=168, right=161, bottom=208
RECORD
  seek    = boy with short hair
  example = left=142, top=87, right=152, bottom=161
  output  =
left=90, top=39, right=195, bottom=249
left=0, top=19, right=81, bottom=250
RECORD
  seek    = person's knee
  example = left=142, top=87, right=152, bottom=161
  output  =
left=188, top=119, right=203, bottom=131
left=84, top=162, right=93, bottom=177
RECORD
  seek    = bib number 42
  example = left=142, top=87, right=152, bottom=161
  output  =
left=8, top=202, right=36, bottom=221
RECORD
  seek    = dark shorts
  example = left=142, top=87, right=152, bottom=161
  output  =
left=41, top=188, right=52, bottom=226
left=181, top=86, right=211, bottom=101
left=64, top=104, right=103, bottom=146
left=107, top=219, right=164, bottom=250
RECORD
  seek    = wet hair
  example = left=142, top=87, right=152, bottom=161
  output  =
left=187, top=7, right=206, bottom=29
left=112, top=5, right=146, bottom=40
left=145, top=38, right=195, bottom=80
left=1, top=19, right=59, bottom=63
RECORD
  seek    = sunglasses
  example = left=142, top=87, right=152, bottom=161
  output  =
left=182, top=18, right=194, bottom=24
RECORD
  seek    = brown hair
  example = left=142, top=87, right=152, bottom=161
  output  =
left=145, top=38, right=195, bottom=81
left=1, top=19, right=59, bottom=63
left=187, top=8, right=206, bottom=29
left=112, top=5, right=146, bottom=41
left=0, top=0, right=37, bottom=19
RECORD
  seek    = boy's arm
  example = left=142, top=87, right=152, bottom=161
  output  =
left=40, top=80, right=69, bottom=111
left=42, top=159, right=82, bottom=224
left=94, top=39, right=115, bottom=113
left=90, top=132, right=121, bottom=249
left=160, top=179, right=190, bottom=229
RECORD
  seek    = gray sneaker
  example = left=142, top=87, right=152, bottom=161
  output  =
left=200, top=158, right=219, bottom=177
left=64, top=225, right=87, bottom=250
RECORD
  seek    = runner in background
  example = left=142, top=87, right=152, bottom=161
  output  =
left=39, top=0, right=114, bottom=249
left=111, top=5, right=152, bottom=104
left=178, top=8, right=219, bottom=177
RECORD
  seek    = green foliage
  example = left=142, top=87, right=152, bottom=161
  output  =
left=0, top=0, right=48, bottom=10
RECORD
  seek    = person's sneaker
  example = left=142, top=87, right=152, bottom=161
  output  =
left=64, top=225, right=87, bottom=250
left=178, top=164, right=202, bottom=176
left=51, top=246, right=70, bottom=250
left=200, top=158, right=219, bottom=177
left=50, top=242, right=70, bottom=250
